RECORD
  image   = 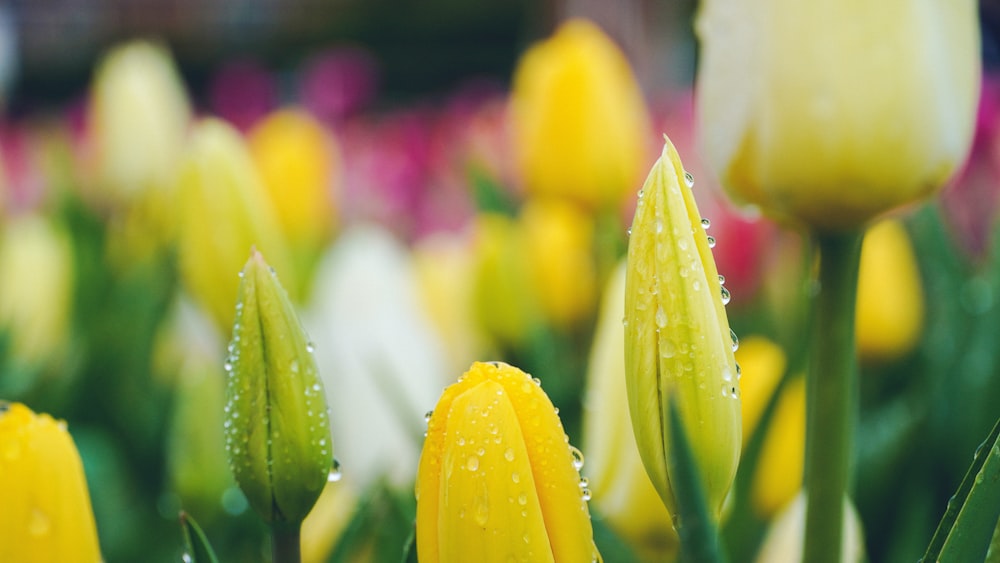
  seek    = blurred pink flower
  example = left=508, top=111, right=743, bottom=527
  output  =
left=208, top=60, right=277, bottom=132
left=941, top=76, right=1000, bottom=262
left=299, top=47, right=379, bottom=124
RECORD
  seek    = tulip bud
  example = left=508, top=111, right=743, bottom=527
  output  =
left=0, top=403, right=101, bottom=562
left=752, top=377, right=805, bottom=517
left=416, top=361, right=601, bottom=562
left=471, top=213, right=538, bottom=346
left=224, top=250, right=332, bottom=524
left=0, top=214, right=73, bottom=369
left=696, top=2, right=980, bottom=232
left=176, top=118, right=294, bottom=332
left=855, top=219, right=924, bottom=363
left=584, top=261, right=677, bottom=560
left=511, top=19, right=650, bottom=209
left=248, top=109, right=339, bottom=285
left=624, top=137, right=741, bottom=517
left=90, top=40, right=190, bottom=203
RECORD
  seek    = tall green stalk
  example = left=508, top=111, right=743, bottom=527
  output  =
left=271, top=522, right=302, bottom=563
left=803, top=232, right=863, bottom=563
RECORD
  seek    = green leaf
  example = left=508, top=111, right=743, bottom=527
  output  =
left=667, top=396, right=727, bottom=563
left=179, top=511, right=220, bottom=563
left=922, top=416, right=1000, bottom=562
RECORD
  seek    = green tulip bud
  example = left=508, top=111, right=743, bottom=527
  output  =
left=224, top=249, right=332, bottom=524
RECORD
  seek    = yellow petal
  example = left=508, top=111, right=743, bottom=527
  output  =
left=417, top=362, right=600, bottom=562
left=735, top=336, right=787, bottom=446
left=0, top=403, right=102, bottom=563
left=752, top=377, right=805, bottom=517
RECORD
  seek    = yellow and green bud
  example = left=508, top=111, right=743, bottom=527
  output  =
left=696, top=1, right=980, bottom=232
left=176, top=118, right=293, bottom=332
left=0, top=403, right=102, bottom=563
left=416, top=361, right=601, bottom=563
left=225, top=250, right=332, bottom=524
left=624, top=137, right=741, bottom=518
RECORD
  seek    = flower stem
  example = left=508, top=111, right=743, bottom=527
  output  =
left=271, top=521, right=302, bottom=563
left=803, top=231, right=862, bottom=563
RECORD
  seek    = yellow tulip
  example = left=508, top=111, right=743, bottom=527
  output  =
left=225, top=250, right=332, bottom=525
left=584, top=262, right=677, bottom=561
left=511, top=19, right=650, bottom=209
left=624, top=137, right=741, bottom=518
left=755, top=493, right=866, bottom=563
left=176, top=118, right=293, bottom=332
left=248, top=109, right=338, bottom=285
left=735, top=336, right=787, bottom=446
left=855, top=219, right=924, bottom=363
left=752, top=377, right=805, bottom=517
left=416, top=361, right=601, bottom=562
left=0, top=214, right=73, bottom=367
left=696, top=1, right=980, bottom=232
left=0, top=403, right=101, bottom=562
left=521, top=198, right=597, bottom=328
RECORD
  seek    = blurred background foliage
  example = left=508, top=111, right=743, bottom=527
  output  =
left=1, top=1, right=1000, bottom=562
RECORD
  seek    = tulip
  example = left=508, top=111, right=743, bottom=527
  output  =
left=224, top=250, right=332, bottom=525
left=696, top=1, right=981, bottom=232
left=248, top=108, right=339, bottom=287
left=416, top=361, right=601, bottom=562
left=855, top=219, right=925, bottom=363
left=624, top=137, right=741, bottom=518
left=521, top=197, right=597, bottom=328
left=755, top=493, right=865, bottom=563
left=511, top=19, right=650, bottom=210
left=752, top=377, right=805, bottom=517
left=0, top=403, right=101, bottom=562
left=584, top=261, right=677, bottom=560
left=471, top=213, right=538, bottom=347
left=304, top=225, right=446, bottom=489
left=176, top=118, right=293, bottom=332
left=89, top=40, right=190, bottom=203
left=735, top=335, right=787, bottom=445
left=0, top=214, right=73, bottom=369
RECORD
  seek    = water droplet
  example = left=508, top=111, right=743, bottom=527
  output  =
left=637, top=189, right=645, bottom=198
left=736, top=363, right=742, bottom=380
left=707, top=236, right=716, bottom=248
left=327, top=458, right=342, bottom=482
left=655, top=219, right=664, bottom=234
left=579, top=477, right=590, bottom=489
left=730, top=329, right=739, bottom=352
left=721, top=286, right=731, bottom=305
left=424, top=410, right=434, bottom=422
left=626, top=228, right=632, bottom=237
left=655, top=306, right=668, bottom=328
left=684, top=172, right=695, bottom=187
left=722, top=368, right=733, bottom=382
left=504, top=448, right=515, bottom=462
left=701, top=218, right=711, bottom=229
left=660, top=339, right=676, bottom=359
left=532, top=377, right=542, bottom=386
left=290, top=360, right=300, bottom=373
left=569, top=446, right=585, bottom=471
left=693, top=280, right=701, bottom=292
left=718, top=274, right=726, bottom=284
left=721, top=385, right=730, bottom=398
left=518, top=493, right=528, bottom=506
left=581, top=488, right=592, bottom=501
left=466, top=456, right=480, bottom=471
left=182, top=554, right=193, bottom=563
left=474, top=497, right=489, bottom=527
left=512, top=472, right=520, bottom=484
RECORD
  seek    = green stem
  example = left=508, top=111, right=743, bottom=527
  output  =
left=803, top=231, right=863, bottom=563
left=271, top=521, right=302, bottom=563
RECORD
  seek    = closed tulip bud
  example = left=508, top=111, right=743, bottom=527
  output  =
left=177, top=118, right=294, bottom=332
left=90, top=40, right=190, bottom=202
left=521, top=198, right=597, bottom=328
left=752, top=377, right=805, bottom=517
left=0, top=214, right=73, bottom=368
left=472, top=213, right=538, bottom=346
left=0, top=403, right=101, bottom=562
left=696, top=2, right=980, bottom=232
left=624, top=137, right=741, bottom=517
left=248, top=109, right=339, bottom=282
left=855, top=219, right=924, bottom=363
left=511, top=19, right=650, bottom=209
left=584, top=262, right=677, bottom=560
left=416, top=361, right=601, bottom=562
left=225, top=250, right=332, bottom=525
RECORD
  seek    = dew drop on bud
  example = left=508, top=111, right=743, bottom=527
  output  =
left=569, top=446, right=585, bottom=471
left=327, top=458, right=342, bottom=482
left=684, top=171, right=695, bottom=187
left=424, top=410, right=434, bottom=422
left=707, top=236, right=716, bottom=248
left=730, top=328, right=740, bottom=352
left=701, top=218, right=711, bottom=229
left=721, top=286, right=731, bottom=305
